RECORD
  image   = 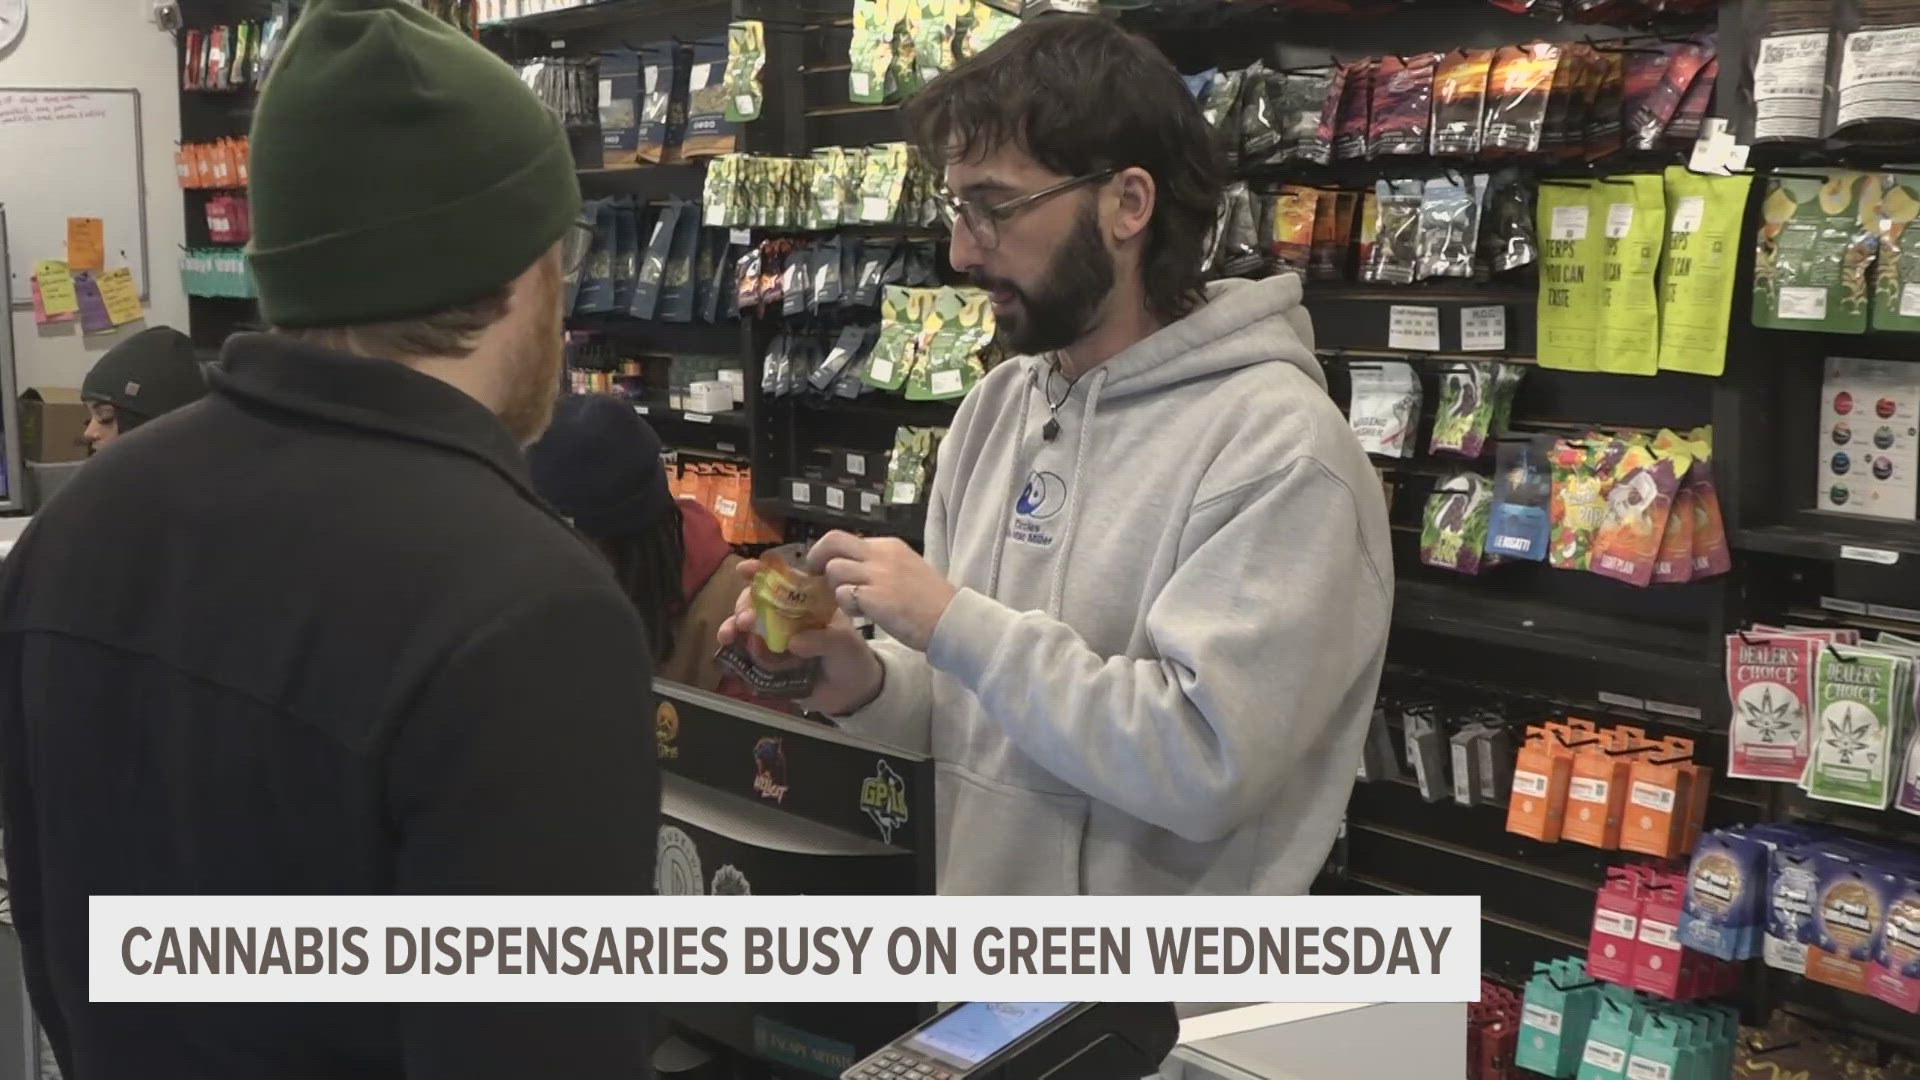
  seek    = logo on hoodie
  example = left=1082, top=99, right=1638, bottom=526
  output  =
left=1011, top=470, right=1066, bottom=547
left=860, top=760, right=910, bottom=843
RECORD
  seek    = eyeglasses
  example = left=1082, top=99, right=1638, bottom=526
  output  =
left=561, top=214, right=595, bottom=288
left=935, top=167, right=1120, bottom=250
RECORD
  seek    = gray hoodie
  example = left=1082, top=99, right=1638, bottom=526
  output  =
left=841, top=274, right=1393, bottom=895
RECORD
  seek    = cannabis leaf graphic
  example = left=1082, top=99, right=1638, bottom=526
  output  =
left=1824, top=706, right=1876, bottom=765
left=1741, top=687, right=1797, bottom=744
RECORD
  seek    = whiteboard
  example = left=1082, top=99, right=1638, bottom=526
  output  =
left=0, top=88, right=149, bottom=306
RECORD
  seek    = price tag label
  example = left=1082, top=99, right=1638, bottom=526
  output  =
left=1460, top=306, right=1506, bottom=352
left=931, top=369, right=964, bottom=395
left=1605, top=202, right=1636, bottom=239
left=632, top=404, right=650, bottom=415
left=736, top=94, right=757, bottom=117
left=1387, top=305, right=1442, bottom=351
left=1550, top=205, right=1590, bottom=241
left=685, top=411, right=714, bottom=424
left=868, top=358, right=896, bottom=384
left=845, top=455, right=867, bottom=477
left=1672, top=195, right=1706, bottom=234
left=825, top=487, right=847, bottom=510
left=729, top=228, right=752, bottom=246
left=891, top=481, right=918, bottom=504
left=715, top=497, right=739, bottom=517
left=1842, top=545, right=1900, bottom=565
left=790, top=481, right=810, bottom=503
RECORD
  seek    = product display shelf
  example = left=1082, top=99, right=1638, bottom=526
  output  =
left=479, top=0, right=731, bottom=35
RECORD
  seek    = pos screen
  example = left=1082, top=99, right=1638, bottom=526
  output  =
left=903, top=1003, right=1073, bottom=1067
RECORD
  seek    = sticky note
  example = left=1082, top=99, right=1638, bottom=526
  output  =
left=73, top=271, right=115, bottom=334
left=97, top=267, right=144, bottom=325
left=67, top=218, right=106, bottom=272
left=33, top=261, right=79, bottom=319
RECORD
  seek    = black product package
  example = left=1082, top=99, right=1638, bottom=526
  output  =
left=841, top=237, right=861, bottom=304
left=599, top=48, right=642, bottom=165
left=682, top=41, right=738, bottom=158
left=905, top=240, right=938, bottom=286
left=1743, top=0, right=1832, bottom=144
left=612, top=198, right=641, bottom=312
left=809, top=325, right=870, bottom=391
left=1205, top=183, right=1264, bottom=278
left=1485, top=435, right=1553, bottom=562
left=1479, top=168, right=1538, bottom=273
left=636, top=42, right=681, bottom=164
left=852, top=239, right=895, bottom=307
left=1237, top=62, right=1282, bottom=165
left=783, top=245, right=813, bottom=317
left=1272, top=67, right=1338, bottom=165
left=1827, top=0, right=1920, bottom=146
left=575, top=199, right=618, bottom=314
left=691, top=228, right=722, bottom=323
left=812, top=237, right=845, bottom=310
left=631, top=198, right=682, bottom=319
left=703, top=240, right=743, bottom=324
left=659, top=201, right=702, bottom=322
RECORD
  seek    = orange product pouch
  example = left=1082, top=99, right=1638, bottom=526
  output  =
left=1562, top=726, right=1647, bottom=849
left=1620, top=736, right=1694, bottom=859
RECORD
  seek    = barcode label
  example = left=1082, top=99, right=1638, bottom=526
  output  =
left=1521, top=1004, right=1563, bottom=1035
left=1630, top=781, right=1675, bottom=812
left=825, top=487, right=846, bottom=510
left=1569, top=778, right=1610, bottom=803
left=1627, top=1057, right=1672, bottom=1080
left=715, top=497, right=738, bottom=517
left=1512, top=770, right=1550, bottom=797
left=1594, top=910, right=1638, bottom=938
left=1583, top=1041, right=1627, bottom=1071
left=790, top=482, right=810, bottom=503
left=1638, top=919, right=1679, bottom=949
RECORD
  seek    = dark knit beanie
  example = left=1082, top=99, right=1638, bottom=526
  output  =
left=247, top=0, right=581, bottom=328
left=81, top=327, right=209, bottom=429
left=527, top=394, right=677, bottom=539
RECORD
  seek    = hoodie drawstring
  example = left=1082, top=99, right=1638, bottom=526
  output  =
left=986, top=368, right=1036, bottom=599
left=1046, top=369, right=1105, bottom=615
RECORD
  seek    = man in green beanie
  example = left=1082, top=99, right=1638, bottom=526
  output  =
left=0, top=3, right=655, bottom=1078
left=78, top=326, right=209, bottom=452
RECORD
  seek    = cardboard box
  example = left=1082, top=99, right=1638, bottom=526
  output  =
left=687, top=380, right=732, bottom=415
left=18, top=388, right=90, bottom=464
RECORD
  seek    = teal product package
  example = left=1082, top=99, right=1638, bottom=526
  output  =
left=1576, top=993, right=1641, bottom=1080
left=1516, top=957, right=1600, bottom=1077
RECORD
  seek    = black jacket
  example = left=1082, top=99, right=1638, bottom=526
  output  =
left=0, top=335, right=659, bottom=1079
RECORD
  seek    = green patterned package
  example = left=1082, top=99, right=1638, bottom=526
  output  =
left=956, top=0, right=1018, bottom=63
left=886, top=426, right=938, bottom=505
left=915, top=0, right=959, bottom=85
left=907, top=287, right=963, bottom=401
left=1421, top=472, right=1496, bottom=575
left=1536, top=180, right=1602, bottom=371
left=1594, top=173, right=1665, bottom=376
left=1806, top=646, right=1909, bottom=810
left=863, top=286, right=920, bottom=391
left=838, top=147, right=869, bottom=225
left=1870, top=172, right=1920, bottom=334
left=849, top=0, right=903, bottom=104
left=810, top=148, right=845, bottom=231
left=1753, top=169, right=1877, bottom=334
left=1657, top=166, right=1753, bottom=376
left=701, top=153, right=741, bottom=227
left=723, top=21, right=765, bottom=123
left=858, top=144, right=909, bottom=224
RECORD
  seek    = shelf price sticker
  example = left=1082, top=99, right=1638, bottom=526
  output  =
left=1840, top=545, right=1899, bottom=565
left=1387, top=305, right=1442, bottom=352
left=1460, top=306, right=1506, bottom=352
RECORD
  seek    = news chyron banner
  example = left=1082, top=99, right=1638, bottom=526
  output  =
left=92, top=895, right=1480, bottom=1003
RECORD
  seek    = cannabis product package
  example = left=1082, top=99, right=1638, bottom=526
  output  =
left=657, top=200, right=703, bottom=323
left=1805, top=646, right=1910, bottom=809
left=1670, top=428, right=1732, bottom=580
left=1658, top=168, right=1754, bottom=376
left=1594, top=174, right=1666, bottom=376
left=1540, top=42, right=1593, bottom=158
left=864, top=286, right=921, bottom=392
left=713, top=543, right=839, bottom=698
left=858, top=143, right=911, bottom=225
left=1590, top=438, right=1691, bottom=587
left=1309, top=190, right=1356, bottom=281
left=1431, top=49, right=1493, bottom=155
left=1272, top=67, right=1338, bottom=165
left=1753, top=170, right=1878, bottom=334
left=631, top=198, right=682, bottom=319
left=1617, top=44, right=1677, bottom=148
left=1485, top=434, right=1554, bottom=562
left=1415, top=174, right=1485, bottom=280
left=1206, top=183, right=1265, bottom=279
left=1430, top=362, right=1523, bottom=459
left=1817, top=356, right=1920, bottom=520
left=1347, top=361, right=1422, bottom=457
left=611, top=198, right=641, bottom=312
left=1480, top=168, right=1539, bottom=273
left=1548, top=438, right=1623, bottom=571
left=1870, top=172, right=1920, bottom=333
left=636, top=42, right=684, bottom=165
left=724, top=20, right=766, bottom=123
left=1236, top=63, right=1282, bottom=166
left=850, top=0, right=901, bottom=104
left=1630, top=39, right=1715, bottom=150
left=1333, top=59, right=1374, bottom=160
left=680, top=43, right=736, bottom=158
left=886, top=425, right=939, bottom=505
left=906, top=288, right=979, bottom=401
left=1270, top=186, right=1320, bottom=275
left=1727, top=634, right=1817, bottom=784
left=1355, top=189, right=1379, bottom=275
left=599, top=48, right=642, bottom=164
left=1364, top=179, right=1423, bottom=285
left=1369, top=52, right=1439, bottom=157
left=1746, top=0, right=1833, bottom=143
left=574, top=199, right=618, bottom=314
left=1422, top=472, right=1496, bottom=575
left=913, top=0, right=958, bottom=87
left=1583, top=48, right=1627, bottom=159
left=1536, top=180, right=1602, bottom=371
left=1484, top=43, right=1559, bottom=154
left=1667, top=56, right=1720, bottom=146
left=1201, top=67, right=1249, bottom=171
left=1828, top=2, right=1920, bottom=146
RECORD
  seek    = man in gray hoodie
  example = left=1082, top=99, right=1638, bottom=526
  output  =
left=721, top=14, right=1391, bottom=895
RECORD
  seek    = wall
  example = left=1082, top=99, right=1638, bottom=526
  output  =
left=2, top=0, right=187, bottom=390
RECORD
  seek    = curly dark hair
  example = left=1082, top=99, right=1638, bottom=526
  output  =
left=905, top=13, right=1224, bottom=326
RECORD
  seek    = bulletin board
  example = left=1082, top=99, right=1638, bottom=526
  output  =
left=0, top=88, right=150, bottom=307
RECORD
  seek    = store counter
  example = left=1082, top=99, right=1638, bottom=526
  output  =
left=1157, top=1002, right=1466, bottom=1080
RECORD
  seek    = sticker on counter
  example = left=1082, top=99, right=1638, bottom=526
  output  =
left=655, top=825, right=704, bottom=895
left=753, top=736, right=790, bottom=804
left=711, top=865, right=752, bottom=896
left=656, top=700, right=680, bottom=761
left=861, top=760, right=910, bottom=844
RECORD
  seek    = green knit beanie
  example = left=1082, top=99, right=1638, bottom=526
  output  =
left=247, top=0, right=581, bottom=328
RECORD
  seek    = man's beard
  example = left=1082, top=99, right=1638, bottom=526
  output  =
left=498, top=257, right=565, bottom=445
left=973, top=201, right=1115, bottom=357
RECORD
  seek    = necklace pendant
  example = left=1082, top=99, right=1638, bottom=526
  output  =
left=1042, top=417, right=1061, bottom=442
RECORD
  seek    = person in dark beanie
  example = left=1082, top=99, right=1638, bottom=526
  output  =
left=0, top=2, right=656, bottom=1078
left=78, top=326, right=209, bottom=452
left=528, top=394, right=747, bottom=695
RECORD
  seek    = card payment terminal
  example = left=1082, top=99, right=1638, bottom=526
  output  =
left=840, top=1001, right=1178, bottom=1080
